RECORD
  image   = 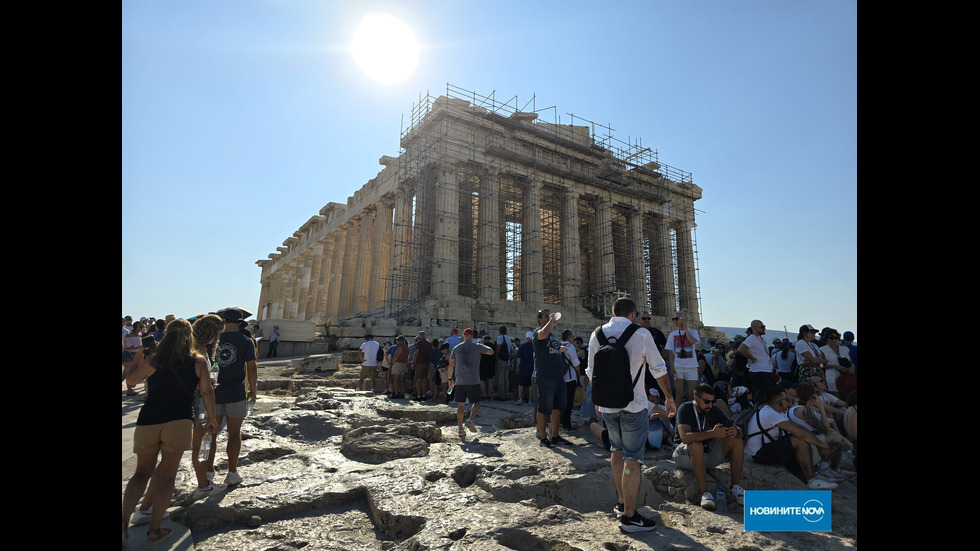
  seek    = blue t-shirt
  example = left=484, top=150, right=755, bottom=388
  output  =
left=214, top=331, right=256, bottom=404
left=533, top=328, right=564, bottom=380
left=517, top=341, right=535, bottom=376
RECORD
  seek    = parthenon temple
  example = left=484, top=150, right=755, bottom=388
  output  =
left=255, top=84, right=710, bottom=348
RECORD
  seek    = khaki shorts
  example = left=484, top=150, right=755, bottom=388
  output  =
left=391, top=362, right=408, bottom=376
left=360, top=364, right=378, bottom=380
left=414, top=363, right=429, bottom=380
left=133, top=419, right=193, bottom=454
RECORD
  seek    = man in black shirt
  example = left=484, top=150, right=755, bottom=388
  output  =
left=671, top=383, right=745, bottom=510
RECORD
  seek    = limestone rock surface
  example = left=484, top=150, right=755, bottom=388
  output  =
left=158, top=361, right=858, bottom=550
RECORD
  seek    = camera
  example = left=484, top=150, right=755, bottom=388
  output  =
left=677, top=349, right=691, bottom=359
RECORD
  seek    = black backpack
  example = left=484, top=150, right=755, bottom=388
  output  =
left=376, top=345, right=384, bottom=363
left=497, top=338, right=510, bottom=361
left=591, top=323, right=642, bottom=408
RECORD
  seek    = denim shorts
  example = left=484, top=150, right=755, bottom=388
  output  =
left=534, top=377, right=566, bottom=414
left=602, top=408, right=649, bottom=464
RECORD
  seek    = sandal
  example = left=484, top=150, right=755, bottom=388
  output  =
left=145, top=527, right=172, bottom=549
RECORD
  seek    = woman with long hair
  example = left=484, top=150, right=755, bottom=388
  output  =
left=189, top=314, right=227, bottom=499
left=122, top=319, right=217, bottom=548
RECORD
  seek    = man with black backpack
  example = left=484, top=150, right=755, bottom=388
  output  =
left=586, top=298, right=674, bottom=533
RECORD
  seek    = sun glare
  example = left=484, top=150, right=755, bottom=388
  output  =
left=350, top=14, right=420, bottom=85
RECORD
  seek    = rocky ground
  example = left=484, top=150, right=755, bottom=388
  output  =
left=162, top=360, right=857, bottom=550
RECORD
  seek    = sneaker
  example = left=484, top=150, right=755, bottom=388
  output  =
left=730, top=485, right=745, bottom=505
left=465, top=420, right=477, bottom=433
left=550, top=435, right=573, bottom=446
left=515, top=399, right=524, bottom=405
left=539, top=437, right=552, bottom=447
left=613, top=502, right=624, bottom=515
left=816, top=468, right=846, bottom=481
left=130, top=508, right=168, bottom=526
left=807, top=477, right=839, bottom=490
left=619, top=511, right=657, bottom=533
left=700, top=492, right=716, bottom=510
left=224, top=471, right=243, bottom=485
left=190, top=483, right=227, bottom=501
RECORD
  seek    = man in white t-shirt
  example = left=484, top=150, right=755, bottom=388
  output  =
left=738, top=320, right=773, bottom=394
left=665, top=310, right=700, bottom=404
left=745, top=385, right=837, bottom=490
left=357, top=334, right=381, bottom=392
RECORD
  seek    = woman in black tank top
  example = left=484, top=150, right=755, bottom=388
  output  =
left=122, top=319, right=217, bottom=547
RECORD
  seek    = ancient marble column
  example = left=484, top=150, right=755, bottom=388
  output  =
left=312, top=236, right=334, bottom=319
left=522, top=178, right=543, bottom=305
left=432, top=165, right=460, bottom=299
left=651, top=217, right=675, bottom=316
left=369, top=196, right=394, bottom=310
left=338, top=218, right=360, bottom=316
left=674, top=221, right=699, bottom=323
left=296, top=249, right=314, bottom=320
left=392, top=186, right=414, bottom=303
left=352, top=208, right=376, bottom=314
left=325, top=225, right=347, bottom=319
left=560, top=185, right=582, bottom=307
left=477, top=170, right=500, bottom=303
left=628, top=207, right=648, bottom=310
left=595, top=192, right=615, bottom=294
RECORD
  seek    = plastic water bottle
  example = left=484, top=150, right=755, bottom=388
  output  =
left=246, top=400, right=254, bottom=417
left=716, top=486, right=727, bottom=513
left=199, top=433, right=211, bottom=461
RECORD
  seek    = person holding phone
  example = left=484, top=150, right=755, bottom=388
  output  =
left=671, top=383, right=745, bottom=511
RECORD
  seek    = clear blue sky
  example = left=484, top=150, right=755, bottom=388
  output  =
left=122, top=0, right=857, bottom=340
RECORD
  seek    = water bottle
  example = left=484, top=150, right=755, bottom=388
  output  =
left=246, top=399, right=254, bottom=417
left=199, top=433, right=211, bottom=461
left=716, top=486, right=727, bottom=513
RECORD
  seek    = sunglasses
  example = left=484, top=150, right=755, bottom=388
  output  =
left=641, top=317, right=651, bottom=321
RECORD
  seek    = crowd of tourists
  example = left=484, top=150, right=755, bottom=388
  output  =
left=123, top=305, right=857, bottom=541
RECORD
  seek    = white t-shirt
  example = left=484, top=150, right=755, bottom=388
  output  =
left=359, top=340, right=380, bottom=366
left=745, top=404, right=789, bottom=456
left=819, top=344, right=848, bottom=392
left=743, top=334, right=771, bottom=373
left=666, top=329, right=700, bottom=368
left=561, top=340, right=580, bottom=383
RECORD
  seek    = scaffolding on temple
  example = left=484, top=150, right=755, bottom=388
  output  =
left=383, top=83, right=701, bottom=324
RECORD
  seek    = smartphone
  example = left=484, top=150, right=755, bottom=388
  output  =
left=141, top=336, right=157, bottom=350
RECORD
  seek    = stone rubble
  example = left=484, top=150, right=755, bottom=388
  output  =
left=162, top=360, right=857, bottom=550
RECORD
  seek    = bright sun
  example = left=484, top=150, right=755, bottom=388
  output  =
left=350, top=14, right=420, bottom=85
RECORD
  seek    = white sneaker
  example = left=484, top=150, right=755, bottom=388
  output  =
left=700, top=492, right=716, bottom=510
left=816, top=468, right=846, bottom=481
left=730, top=485, right=745, bottom=505
left=191, top=483, right=227, bottom=501
left=807, top=477, right=839, bottom=490
left=130, top=507, right=168, bottom=525
left=224, top=471, right=243, bottom=485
